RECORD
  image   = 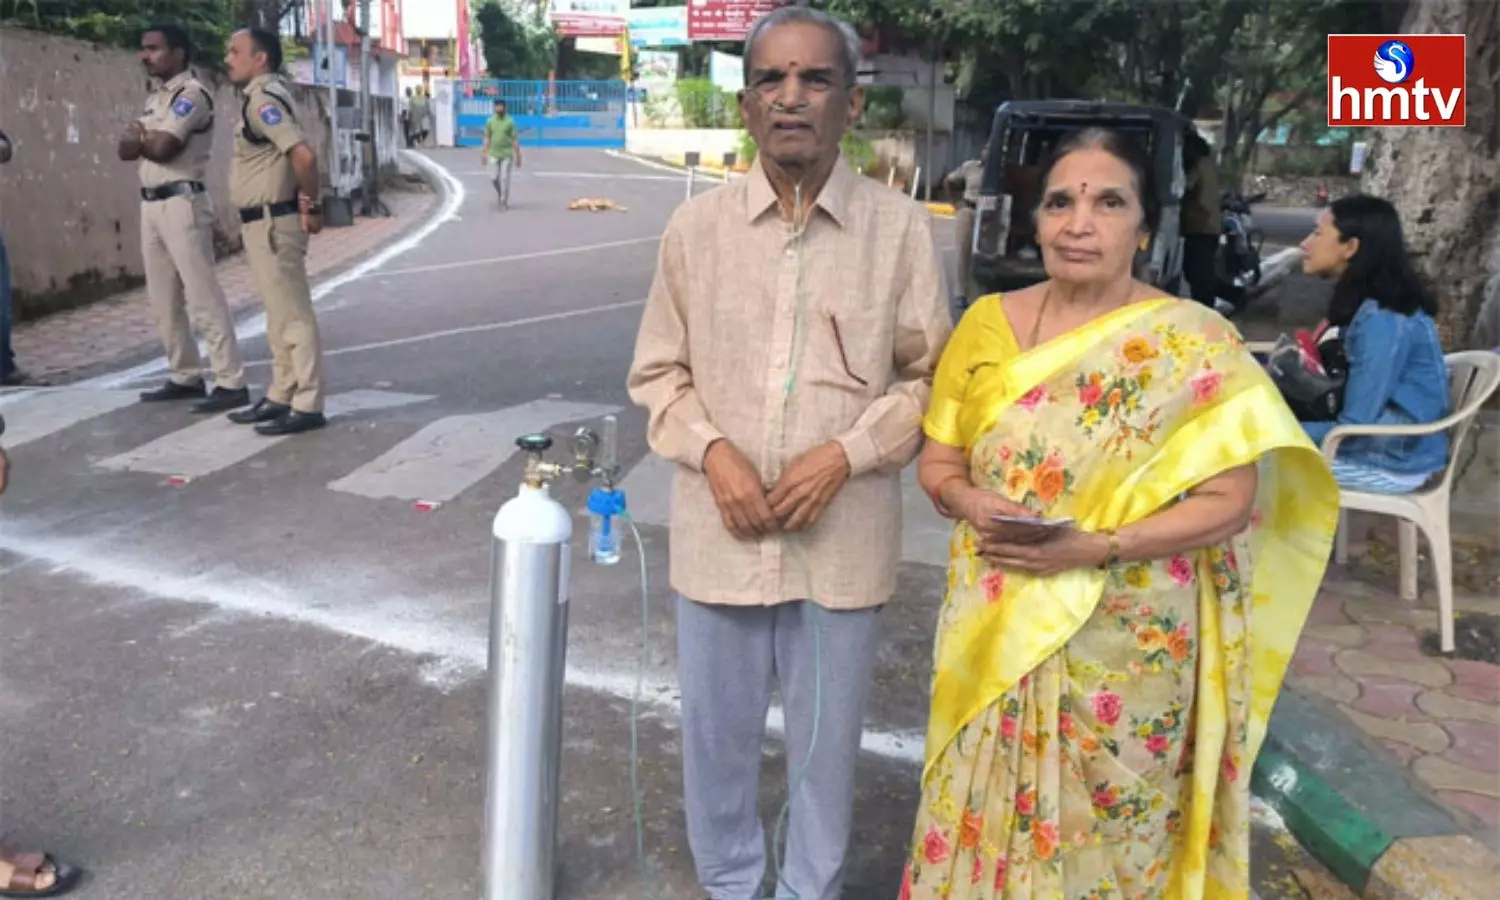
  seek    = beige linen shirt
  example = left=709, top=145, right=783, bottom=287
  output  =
left=628, top=157, right=953, bottom=609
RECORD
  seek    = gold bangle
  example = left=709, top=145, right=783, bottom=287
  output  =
left=1098, top=529, right=1120, bottom=569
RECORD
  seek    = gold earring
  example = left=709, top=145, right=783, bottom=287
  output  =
left=1139, top=237, right=1149, bottom=251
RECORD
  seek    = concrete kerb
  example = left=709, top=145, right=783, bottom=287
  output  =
left=1252, top=689, right=1500, bottom=898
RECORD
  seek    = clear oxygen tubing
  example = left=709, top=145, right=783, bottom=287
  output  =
left=627, top=147, right=831, bottom=900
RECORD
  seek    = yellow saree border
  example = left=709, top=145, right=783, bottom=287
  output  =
left=922, top=315, right=1339, bottom=790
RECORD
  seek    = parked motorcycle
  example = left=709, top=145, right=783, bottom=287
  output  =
left=1214, top=189, right=1267, bottom=313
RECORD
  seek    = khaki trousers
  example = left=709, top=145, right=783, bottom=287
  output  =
left=141, top=193, right=245, bottom=389
left=242, top=215, right=324, bottom=413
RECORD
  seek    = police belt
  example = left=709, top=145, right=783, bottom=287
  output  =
left=237, top=199, right=300, bottom=223
left=140, top=180, right=205, bottom=202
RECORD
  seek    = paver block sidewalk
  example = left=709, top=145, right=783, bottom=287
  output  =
left=12, top=185, right=439, bottom=384
left=1257, top=464, right=1500, bottom=899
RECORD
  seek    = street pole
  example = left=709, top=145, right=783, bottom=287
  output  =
left=358, top=0, right=378, bottom=216
left=924, top=50, right=936, bottom=202
left=325, top=0, right=339, bottom=201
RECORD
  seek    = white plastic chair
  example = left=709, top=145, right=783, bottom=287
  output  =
left=1323, top=351, right=1500, bottom=653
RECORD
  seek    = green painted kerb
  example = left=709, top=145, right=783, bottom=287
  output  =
left=1252, top=746, right=1394, bottom=891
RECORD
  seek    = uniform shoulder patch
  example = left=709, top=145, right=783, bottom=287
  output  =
left=171, top=97, right=196, bottom=118
left=257, top=102, right=283, bottom=126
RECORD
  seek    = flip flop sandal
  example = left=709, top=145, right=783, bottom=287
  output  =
left=0, top=852, right=82, bottom=898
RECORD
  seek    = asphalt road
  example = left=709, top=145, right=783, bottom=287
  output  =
left=0, top=148, right=1334, bottom=899
left=1250, top=205, right=1319, bottom=248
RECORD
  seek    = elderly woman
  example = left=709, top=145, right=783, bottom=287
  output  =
left=899, top=129, right=1338, bottom=898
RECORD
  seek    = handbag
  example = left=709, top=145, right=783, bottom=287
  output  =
left=1267, top=325, right=1347, bottom=421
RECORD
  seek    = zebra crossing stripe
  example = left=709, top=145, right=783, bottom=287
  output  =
left=615, top=451, right=677, bottom=528
left=0, top=389, right=139, bottom=449
left=616, top=453, right=951, bottom=567
left=326, top=398, right=621, bottom=503
left=95, top=389, right=434, bottom=479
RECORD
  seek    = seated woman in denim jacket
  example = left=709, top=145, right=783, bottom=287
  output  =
left=1298, top=194, right=1450, bottom=493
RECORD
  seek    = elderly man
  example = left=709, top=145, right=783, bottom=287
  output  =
left=627, top=7, right=951, bottom=899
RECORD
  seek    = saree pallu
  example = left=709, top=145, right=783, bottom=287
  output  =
left=902, top=296, right=1338, bottom=900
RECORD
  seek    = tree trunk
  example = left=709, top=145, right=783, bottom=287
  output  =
left=1361, top=0, right=1500, bottom=349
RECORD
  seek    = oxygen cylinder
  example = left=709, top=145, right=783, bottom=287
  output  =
left=483, top=435, right=573, bottom=900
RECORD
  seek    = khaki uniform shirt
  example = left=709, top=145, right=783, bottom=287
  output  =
left=231, top=74, right=308, bottom=208
left=1181, top=155, right=1221, bottom=236
left=627, top=157, right=953, bottom=609
left=138, top=71, right=215, bottom=187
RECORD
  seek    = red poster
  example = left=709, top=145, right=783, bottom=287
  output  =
left=687, top=0, right=787, bottom=43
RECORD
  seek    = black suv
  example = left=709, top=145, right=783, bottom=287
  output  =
left=966, top=100, right=1192, bottom=305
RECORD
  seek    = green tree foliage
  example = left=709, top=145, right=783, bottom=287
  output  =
left=474, top=0, right=556, bottom=80
left=0, top=0, right=248, bottom=63
left=818, top=0, right=1402, bottom=187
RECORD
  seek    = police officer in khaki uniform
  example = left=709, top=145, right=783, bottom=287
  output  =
left=120, top=24, right=249, bottom=413
left=223, top=27, right=326, bottom=435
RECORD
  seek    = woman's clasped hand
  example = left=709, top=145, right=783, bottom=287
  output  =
left=946, top=484, right=1108, bottom=576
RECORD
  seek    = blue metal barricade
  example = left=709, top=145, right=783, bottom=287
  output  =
left=454, top=80, right=627, bottom=149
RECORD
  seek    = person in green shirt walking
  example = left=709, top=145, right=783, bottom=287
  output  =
left=481, top=98, right=522, bottom=211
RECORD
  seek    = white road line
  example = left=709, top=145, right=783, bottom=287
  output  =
left=605, top=149, right=731, bottom=184
left=95, top=389, right=433, bottom=479
left=327, top=398, right=620, bottom=502
left=241, top=299, right=645, bottom=366
left=451, top=170, right=691, bottom=182
left=619, top=452, right=950, bottom=568
left=83, top=150, right=467, bottom=391
left=369, top=235, right=661, bottom=279
left=0, top=388, right=139, bottom=448
left=0, top=528, right=928, bottom=766
left=616, top=452, right=677, bottom=528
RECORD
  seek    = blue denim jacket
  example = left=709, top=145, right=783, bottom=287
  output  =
left=1302, top=299, right=1449, bottom=474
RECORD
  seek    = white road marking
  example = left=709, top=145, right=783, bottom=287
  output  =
left=616, top=452, right=677, bottom=528
left=452, top=170, right=693, bottom=182
left=82, top=150, right=468, bottom=391
left=619, top=452, right=950, bottom=568
left=605, top=149, right=730, bottom=184
left=95, top=389, right=433, bottom=479
left=0, top=388, right=139, bottom=448
left=327, top=398, right=621, bottom=502
left=0, top=528, right=928, bottom=766
left=370, top=235, right=661, bottom=279
left=242, top=299, right=645, bottom=366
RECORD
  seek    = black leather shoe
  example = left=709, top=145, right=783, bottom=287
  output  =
left=140, top=380, right=207, bottom=402
left=190, top=387, right=252, bottom=414
left=227, top=398, right=290, bottom=425
left=255, top=410, right=327, bottom=436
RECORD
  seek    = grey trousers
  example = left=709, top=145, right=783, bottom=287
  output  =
left=676, top=595, right=881, bottom=900
left=488, top=157, right=514, bottom=206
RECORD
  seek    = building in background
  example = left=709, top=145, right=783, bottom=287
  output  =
left=400, top=0, right=480, bottom=96
left=289, top=0, right=405, bottom=96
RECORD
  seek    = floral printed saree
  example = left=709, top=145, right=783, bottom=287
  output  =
left=901, top=296, right=1338, bottom=900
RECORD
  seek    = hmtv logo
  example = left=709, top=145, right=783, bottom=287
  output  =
left=1327, top=34, right=1466, bottom=127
